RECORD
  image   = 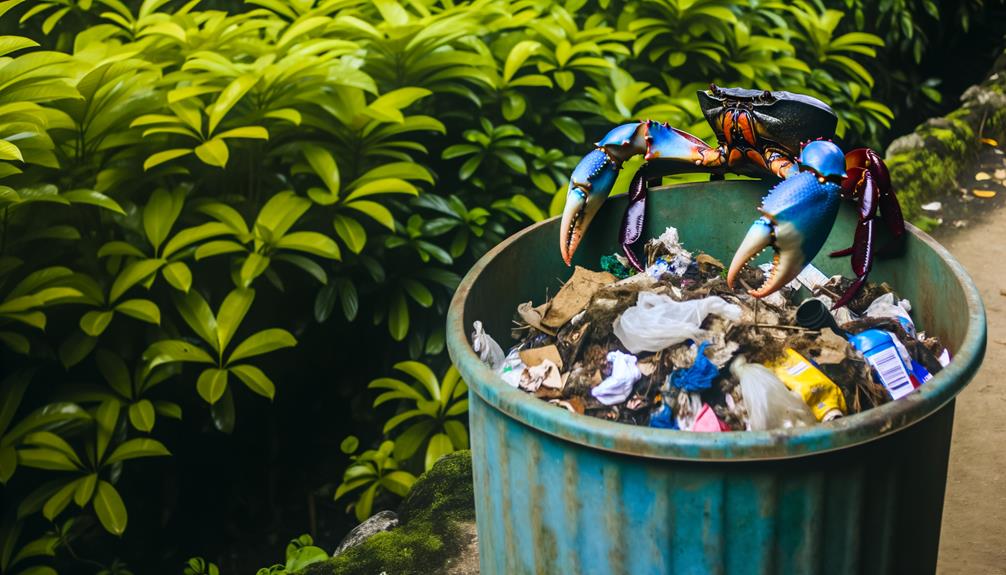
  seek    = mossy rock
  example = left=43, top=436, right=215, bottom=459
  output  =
left=299, top=451, right=476, bottom=575
left=887, top=48, right=1006, bottom=229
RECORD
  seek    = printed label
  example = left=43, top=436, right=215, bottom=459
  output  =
left=866, top=346, right=915, bottom=399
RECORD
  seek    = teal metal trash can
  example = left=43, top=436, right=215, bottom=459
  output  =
left=446, top=181, right=986, bottom=575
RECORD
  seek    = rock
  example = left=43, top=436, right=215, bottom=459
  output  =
left=298, top=451, right=476, bottom=575
left=331, top=510, right=399, bottom=557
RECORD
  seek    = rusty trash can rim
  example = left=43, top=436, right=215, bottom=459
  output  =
left=446, top=183, right=987, bottom=462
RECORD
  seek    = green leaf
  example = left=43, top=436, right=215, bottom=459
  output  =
left=43, top=480, right=79, bottom=521
left=340, top=435, right=359, bottom=455
left=424, top=433, right=454, bottom=470
left=354, top=483, right=378, bottom=522
left=143, top=340, right=215, bottom=369
left=115, top=299, right=160, bottom=325
left=195, top=240, right=246, bottom=260
left=95, top=349, right=131, bottom=398
left=63, top=190, right=126, bottom=215
left=388, top=290, right=408, bottom=341
left=402, top=279, right=432, bottom=308
left=239, top=253, right=270, bottom=287
left=161, top=261, right=192, bottom=293
left=128, top=400, right=155, bottom=432
left=227, top=329, right=297, bottom=364
left=17, top=448, right=78, bottom=471
left=551, top=116, right=584, bottom=143
left=216, top=288, right=254, bottom=352
left=274, top=253, right=327, bottom=284
left=333, top=215, right=366, bottom=254
left=303, top=144, right=340, bottom=196
left=58, top=332, right=98, bottom=368
left=144, top=148, right=192, bottom=171
left=105, top=438, right=170, bottom=464
left=394, top=361, right=439, bottom=400
left=98, top=241, right=146, bottom=259
left=0, top=331, right=28, bottom=354
left=443, top=419, right=468, bottom=450
left=93, top=480, right=127, bottom=536
left=275, top=232, right=341, bottom=259
left=22, top=431, right=82, bottom=467
left=172, top=290, right=218, bottom=350
left=344, top=178, right=418, bottom=201
left=95, top=400, right=119, bottom=461
left=74, top=473, right=97, bottom=506
left=208, top=75, right=257, bottom=134
left=503, top=41, right=541, bottom=83
left=216, top=126, right=269, bottom=140
left=110, top=258, right=165, bottom=303
left=366, top=87, right=431, bottom=123
left=229, top=364, right=275, bottom=400
left=345, top=201, right=395, bottom=231
left=162, top=222, right=233, bottom=259
left=255, top=191, right=311, bottom=238
left=0, top=445, right=16, bottom=483
left=380, top=470, right=416, bottom=497
left=196, top=368, right=229, bottom=405
left=195, top=138, right=229, bottom=168
left=80, top=310, right=114, bottom=337
left=392, top=419, right=436, bottom=460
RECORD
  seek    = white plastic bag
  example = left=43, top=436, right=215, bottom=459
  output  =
left=613, top=292, right=742, bottom=353
left=730, top=356, right=815, bottom=431
left=472, top=320, right=505, bottom=370
left=591, top=351, right=641, bottom=405
left=865, top=293, right=915, bottom=337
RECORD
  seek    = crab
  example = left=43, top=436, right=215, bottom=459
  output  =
left=559, top=84, right=905, bottom=308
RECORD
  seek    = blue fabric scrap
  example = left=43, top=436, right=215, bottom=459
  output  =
left=649, top=403, right=677, bottom=429
left=669, top=341, right=719, bottom=392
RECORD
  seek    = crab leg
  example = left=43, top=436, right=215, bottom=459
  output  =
left=828, top=148, right=906, bottom=308
left=560, top=121, right=724, bottom=267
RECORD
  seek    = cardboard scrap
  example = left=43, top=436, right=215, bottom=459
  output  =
left=517, top=301, right=555, bottom=336
left=519, top=344, right=563, bottom=371
left=541, top=266, right=617, bottom=329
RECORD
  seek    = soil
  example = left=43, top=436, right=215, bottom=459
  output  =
left=934, top=146, right=1006, bottom=574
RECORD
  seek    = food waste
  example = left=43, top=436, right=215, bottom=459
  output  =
left=470, top=228, right=950, bottom=432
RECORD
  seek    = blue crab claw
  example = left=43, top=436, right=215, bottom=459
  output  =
left=560, top=148, right=619, bottom=265
left=727, top=170, right=842, bottom=298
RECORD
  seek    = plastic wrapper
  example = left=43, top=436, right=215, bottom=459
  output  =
left=731, top=356, right=816, bottom=431
left=865, top=293, right=916, bottom=337
left=591, top=351, right=641, bottom=406
left=472, top=321, right=505, bottom=370
left=768, top=349, right=847, bottom=421
left=613, top=292, right=743, bottom=354
left=497, top=346, right=525, bottom=388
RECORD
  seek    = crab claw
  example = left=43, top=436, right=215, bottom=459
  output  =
left=560, top=148, right=619, bottom=265
left=727, top=170, right=842, bottom=298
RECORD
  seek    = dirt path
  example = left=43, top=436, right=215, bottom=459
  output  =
left=935, top=168, right=1006, bottom=574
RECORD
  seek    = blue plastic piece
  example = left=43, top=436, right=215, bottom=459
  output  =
left=648, top=403, right=677, bottom=429
left=669, top=341, right=719, bottom=392
left=848, top=329, right=917, bottom=399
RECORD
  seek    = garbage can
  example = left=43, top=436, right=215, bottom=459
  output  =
left=446, top=180, right=986, bottom=575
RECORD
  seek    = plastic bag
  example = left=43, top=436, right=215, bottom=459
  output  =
left=730, top=356, right=816, bottom=431
left=865, top=293, right=915, bottom=337
left=591, top=351, right=641, bottom=405
left=613, top=292, right=743, bottom=353
left=497, top=346, right=525, bottom=388
left=472, top=321, right=505, bottom=370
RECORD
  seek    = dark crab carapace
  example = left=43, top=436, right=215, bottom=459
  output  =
left=558, top=84, right=905, bottom=308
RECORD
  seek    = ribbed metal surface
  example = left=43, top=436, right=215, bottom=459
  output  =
left=447, top=181, right=986, bottom=574
left=470, top=392, right=954, bottom=575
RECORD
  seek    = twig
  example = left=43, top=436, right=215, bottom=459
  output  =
left=753, top=324, right=816, bottom=331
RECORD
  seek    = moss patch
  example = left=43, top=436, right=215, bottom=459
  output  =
left=299, top=451, right=475, bottom=575
left=887, top=49, right=1006, bottom=229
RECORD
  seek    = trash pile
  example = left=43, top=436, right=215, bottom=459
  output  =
left=471, top=228, right=951, bottom=432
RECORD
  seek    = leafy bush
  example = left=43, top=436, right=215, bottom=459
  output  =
left=0, top=0, right=991, bottom=571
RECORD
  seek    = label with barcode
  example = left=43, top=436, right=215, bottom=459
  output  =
left=866, top=346, right=915, bottom=399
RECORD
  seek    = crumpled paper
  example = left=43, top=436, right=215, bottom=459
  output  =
left=519, top=359, right=563, bottom=392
